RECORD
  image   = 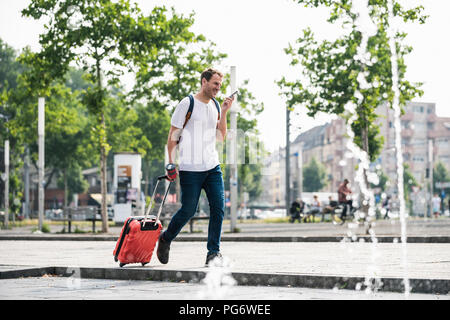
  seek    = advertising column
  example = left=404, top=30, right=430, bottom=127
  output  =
left=113, top=152, right=142, bottom=224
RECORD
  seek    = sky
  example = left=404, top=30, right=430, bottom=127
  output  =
left=1, top=0, right=449, bottom=153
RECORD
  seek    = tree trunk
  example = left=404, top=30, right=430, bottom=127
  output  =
left=100, top=115, right=108, bottom=233
left=361, top=121, right=370, bottom=186
left=64, top=169, right=68, bottom=208
left=96, top=57, right=109, bottom=233
left=360, top=110, right=370, bottom=217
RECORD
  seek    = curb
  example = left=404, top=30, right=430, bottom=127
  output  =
left=1, top=266, right=449, bottom=295
left=1, top=234, right=450, bottom=243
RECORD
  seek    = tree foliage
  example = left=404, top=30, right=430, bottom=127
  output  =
left=2, top=1, right=268, bottom=220
left=302, top=157, right=328, bottom=192
left=433, top=161, right=450, bottom=196
left=278, top=0, right=427, bottom=162
left=21, top=0, right=214, bottom=232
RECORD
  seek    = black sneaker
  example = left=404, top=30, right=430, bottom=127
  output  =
left=157, top=232, right=170, bottom=264
left=205, top=252, right=223, bottom=267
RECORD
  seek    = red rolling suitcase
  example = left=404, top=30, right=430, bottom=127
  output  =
left=113, top=175, right=172, bottom=267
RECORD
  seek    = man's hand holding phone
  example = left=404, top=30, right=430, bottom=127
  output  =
left=222, top=90, right=237, bottom=113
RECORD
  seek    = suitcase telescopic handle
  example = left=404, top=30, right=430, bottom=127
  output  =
left=142, top=175, right=173, bottom=227
left=157, top=175, right=171, bottom=181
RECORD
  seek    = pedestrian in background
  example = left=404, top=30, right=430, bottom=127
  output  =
left=432, top=194, right=441, bottom=218
left=448, top=197, right=450, bottom=216
left=289, top=199, right=304, bottom=223
left=382, top=195, right=391, bottom=220
left=309, top=195, right=321, bottom=221
left=338, top=179, right=353, bottom=219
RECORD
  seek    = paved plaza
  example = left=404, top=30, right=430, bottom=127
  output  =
left=1, top=218, right=450, bottom=300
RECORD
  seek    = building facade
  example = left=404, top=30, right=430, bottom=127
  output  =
left=259, top=101, right=450, bottom=208
left=377, top=101, right=450, bottom=184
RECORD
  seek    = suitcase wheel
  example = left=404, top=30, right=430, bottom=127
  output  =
left=141, top=262, right=148, bottom=266
left=119, top=263, right=126, bottom=267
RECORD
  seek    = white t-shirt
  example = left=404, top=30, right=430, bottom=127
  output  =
left=432, top=196, right=441, bottom=211
left=171, top=96, right=220, bottom=172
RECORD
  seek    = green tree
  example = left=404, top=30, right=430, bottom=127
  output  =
left=22, top=1, right=205, bottom=232
left=370, top=168, right=389, bottom=193
left=433, top=161, right=450, bottom=196
left=3, top=45, right=98, bottom=209
left=278, top=0, right=427, bottom=212
left=279, top=1, right=426, bottom=160
left=403, top=163, right=418, bottom=213
left=105, top=91, right=151, bottom=157
left=57, top=163, right=89, bottom=206
left=134, top=99, right=170, bottom=195
left=133, top=36, right=227, bottom=106
left=44, top=83, right=94, bottom=206
left=0, top=40, right=24, bottom=217
left=302, top=157, right=328, bottom=192
left=237, top=84, right=265, bottom=203
left=0, top=39, right=24, bottom=92
left=220, top=81, right=266, bottom=204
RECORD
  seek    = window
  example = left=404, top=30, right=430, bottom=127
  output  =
left=413, top=139, right=426, bottom=146
left=413, top=122, right=426, bottom=131
left=437, top=139, right=449, bottom=148
left=412, top=106, right=424, bottom=113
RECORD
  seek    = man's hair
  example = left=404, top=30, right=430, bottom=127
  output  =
left=343, top=179, right=349, bottom=183
left=200, top=68, right=223, bottom=84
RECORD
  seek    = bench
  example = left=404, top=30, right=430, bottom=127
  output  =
left=52, top=206, right=102, bottom=233
left=159, top=214, right=209, bottom=233
left=151, top=202, right=209, bottom=233
left=188, top=216, right=209, bottom=233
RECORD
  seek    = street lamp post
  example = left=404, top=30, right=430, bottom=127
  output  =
left=229, top=66, right=238, bottom=232
left=38, top=97, right=45, bottom=231
left=299, top=142, right=303, bottom=199
left=285, top=106, right=291, bottom=214
left=24, top=146, right=30, bottom=219
left=3, top=140, right=9, bottom=229
left=427, top=139, right=434, bottom=218
left=1, top=112, right=9, bottom=229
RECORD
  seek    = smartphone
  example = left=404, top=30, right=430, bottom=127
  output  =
left=228, top=90, right=238, bottom=98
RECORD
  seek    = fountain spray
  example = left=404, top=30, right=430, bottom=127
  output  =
left=387, top=0, right=410, bottom=297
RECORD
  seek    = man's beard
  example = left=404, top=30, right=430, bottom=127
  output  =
left=207, top=88, right=218, bottom=99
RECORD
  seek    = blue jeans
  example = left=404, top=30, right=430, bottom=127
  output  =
left=162, top=165, right=225, bottom=254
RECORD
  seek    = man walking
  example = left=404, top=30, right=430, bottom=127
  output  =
left=157, top=68, right=234, bottom=266
left=338, top=178, right=353, bottom=219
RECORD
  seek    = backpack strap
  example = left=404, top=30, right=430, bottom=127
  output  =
left=183, top=96, right=220, bottom=127
left=182, top=95, right=195, bottom=129
left=212, top=97, right=221, bottom=120
left=177, top=95, right=194, bottom=145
